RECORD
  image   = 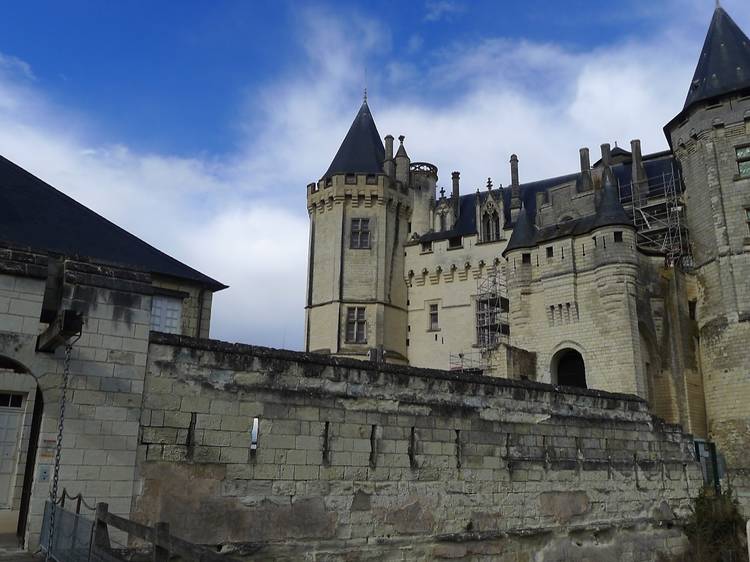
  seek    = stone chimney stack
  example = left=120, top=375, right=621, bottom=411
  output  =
left=384, top=135, right=395, bottom=179
left=630, top=139, right=647, bottom=203
left=579, top=147, right=593, bottom=191
left=599, top=143, right=614, bottom=189
left=451, top=171, right=461, bottom=221
left=510, top=154, right=521, bottom=222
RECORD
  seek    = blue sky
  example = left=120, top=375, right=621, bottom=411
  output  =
left=0, top=0, right=747, bottom=348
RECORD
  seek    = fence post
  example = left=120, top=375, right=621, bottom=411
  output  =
left=93, top=503, right=111, bottom=551
left=153, top=522, right=170, bottom=562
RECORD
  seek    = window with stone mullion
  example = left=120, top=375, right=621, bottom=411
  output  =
left=351, top=218, right=370, bottom=249
left=346, top=307, right=366, bottom=343
left=736, top=146, right=750, bottom=178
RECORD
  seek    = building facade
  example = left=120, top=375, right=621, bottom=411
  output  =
left=305, top=5, right=750, bottom=503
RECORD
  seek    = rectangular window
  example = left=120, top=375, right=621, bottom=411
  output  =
left=614, top=231, right=623, bottom=243
left=448, top=236, right=462, bottom=249
left=345, top=173, right=357, bottom=184
left=365, top=174, right=377, bottom=185
left=421, top=241, right=433, bottom=253
left=350, top=218, right=371, bottom=249
left=429, top=303, right=439, bottom=331
left=522, top=253, right=531, bottom=264
left=736, top=146, right=750, bottom=178
left=0, top=393, right=23, bottom=408
left=745, top=208, right=750, bottom=235
left=151, top=295, right=183, bottom=334
left=546, top=246, right=554, bottom=259
left=345, top=307, right=367, bottom=343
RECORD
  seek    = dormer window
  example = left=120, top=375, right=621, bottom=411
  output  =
left=421, top=241, right=433, bottom=253
left=448, top=236, right=462, bottom=249
left=482, top=210, right=501, bottom=242
left=736, top=145, right=750, bottom=178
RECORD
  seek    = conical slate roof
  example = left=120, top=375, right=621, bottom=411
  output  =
left=324, top=100, right=385, bottom=178
left=591, top=174, right=632, bottom=230
left=684, top=6, right=750, bottom=110
left=503, top=204, right=536, bottom=255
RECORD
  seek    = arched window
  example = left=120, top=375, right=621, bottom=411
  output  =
left=482, top=210, right=501, bottom=242
left=551, top=348, right=586, bottom=388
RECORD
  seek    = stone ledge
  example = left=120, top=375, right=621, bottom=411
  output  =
left=149, top=331, right=646, bottom=404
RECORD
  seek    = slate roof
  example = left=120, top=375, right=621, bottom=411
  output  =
left=503, top=204, right=536, bottom=253
left=323, top=100, right=385, bottom=178
left=416, top=150, right=675, bottom=246
left=591, top=174, right=632, bottom=230
left=683, top=6, right=750, bottom=111
left=0, top=155, right=227, bottom=290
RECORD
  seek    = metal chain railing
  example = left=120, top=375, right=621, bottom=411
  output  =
left=46, top=341, right=74, bottom=561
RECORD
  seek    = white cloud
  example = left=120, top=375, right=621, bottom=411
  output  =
left=0, top=1, right=748, bottom=350
left=424, top=1, right=465, bottom=22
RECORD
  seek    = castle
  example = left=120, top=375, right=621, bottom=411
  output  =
left=305, top=4, right=750, bottom=496
left=0, top=5, right=746, bottom=560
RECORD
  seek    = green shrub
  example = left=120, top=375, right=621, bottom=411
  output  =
left=661, top=485, right=748, bottom=562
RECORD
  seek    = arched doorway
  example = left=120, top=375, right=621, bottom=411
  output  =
left=0, top=356, right=42, bottom=546
left=552, top=348, right=587, bottom=389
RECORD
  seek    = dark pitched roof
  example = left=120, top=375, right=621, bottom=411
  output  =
left=414, top=150, right=676, bottom=245
left=0, top=155, right=227, bottom=290
left=683, top=6, right=750, bottom=110
left=591, top=174, right=632, bottom=230
left=503, top=205, right=536, bottom=254
left=323, top=100, right=385, bottom=178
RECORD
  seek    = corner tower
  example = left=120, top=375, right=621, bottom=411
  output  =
left=305, top=100, right=410, bottom=362
left=665, top=6, right=750, bottom=476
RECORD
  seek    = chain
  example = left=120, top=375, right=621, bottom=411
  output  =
left=45, top=342, right=72, bottom=561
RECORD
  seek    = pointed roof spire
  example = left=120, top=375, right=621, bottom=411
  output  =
left=395, top=135, right=409, bottom=158
left=591, top=174, right=631, bottom=230
left=323, top=100, right=385, bottom=178
left=683, top=5, right=750, bottom=110
left=503, top=203, right=536, bottom=255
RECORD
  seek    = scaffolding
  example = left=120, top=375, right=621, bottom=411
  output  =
left=619, top=164, right=693, bottom=270
left=449, top=265, right=509, bottom=373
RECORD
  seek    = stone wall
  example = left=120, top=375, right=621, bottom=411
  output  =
left=135, top=333, right=704, bottom=561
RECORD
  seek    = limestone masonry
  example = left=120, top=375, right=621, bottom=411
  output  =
left=0, top=4, right=747, bottom=561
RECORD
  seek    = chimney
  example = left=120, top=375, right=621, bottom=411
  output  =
left=451, top=171, right=461, bottom=220
left=509, top=154, right=521, bottom=222
left=384, top=135, right=395, bottom=179
left=630, top=139, right=647, bottom=202
left=599, top=143, right=614, bottom=189
left=579, top=147, right=593, bottom=191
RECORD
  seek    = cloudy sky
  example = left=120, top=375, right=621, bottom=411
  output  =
left=0, top=0, right=747, bottom=349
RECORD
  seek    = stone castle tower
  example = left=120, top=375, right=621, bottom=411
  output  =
left=305, top=100, right=415, bottom=362
left=664, top=6, right=750, bottom=474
